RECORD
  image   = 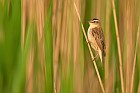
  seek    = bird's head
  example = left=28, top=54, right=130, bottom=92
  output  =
left=88, top=18, right=100, bottom=27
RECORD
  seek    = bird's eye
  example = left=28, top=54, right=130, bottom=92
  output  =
left=95, top=21, right=98, bottom=23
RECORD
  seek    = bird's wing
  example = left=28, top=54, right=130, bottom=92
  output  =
left=91, top=27, right=106, bottom=56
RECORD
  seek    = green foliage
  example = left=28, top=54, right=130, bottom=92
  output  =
left=44, top=0, right=53, bottom=93
left=0, top=0, right=140, bottom=93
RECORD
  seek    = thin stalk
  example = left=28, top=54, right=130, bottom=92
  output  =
left=105, top=0, right=111, bottom=92
left=130, top=18, right=140, bottom=93
left=112, top=0, right=124, bottom=93
left=74, top=2, right=105, bottom=93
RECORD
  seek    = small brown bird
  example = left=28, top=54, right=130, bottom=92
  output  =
left=87, top=18, right=106, bottom=64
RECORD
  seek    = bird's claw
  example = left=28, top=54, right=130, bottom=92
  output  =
left=92, top=58, right=95, bottom=61
left=92, top=54, right=98, bottom=61
left=87, top=40, right=90, bottom=44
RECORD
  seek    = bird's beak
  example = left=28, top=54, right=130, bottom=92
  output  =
left=88, top=20, right=93, bottom=24
left=88, top=21, right=92, bottom=24
left=88, top=21, right=91, bottom=23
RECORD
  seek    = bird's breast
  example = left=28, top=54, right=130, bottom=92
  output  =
left=87, top=28, right=98, bottom=51
left=87, top=28, right=96, bottom=42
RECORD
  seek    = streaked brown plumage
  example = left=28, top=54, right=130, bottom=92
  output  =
left=87, top=18, right=106, bottom=64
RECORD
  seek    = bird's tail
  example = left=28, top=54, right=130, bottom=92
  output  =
left=99, top=50, right=103, bottom=64
left=99, top=50, right=105, bottom=66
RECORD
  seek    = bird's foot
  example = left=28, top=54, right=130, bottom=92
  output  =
left=92, top=54, right=98, bottom=61
left=87, top=39, right=90, bottom=44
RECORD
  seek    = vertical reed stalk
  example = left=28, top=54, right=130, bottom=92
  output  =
left=130, top=18, right=140, bottom=93
left=112, top=0, right=124, bottom=93
left=105, top=0, right=111, bottom=92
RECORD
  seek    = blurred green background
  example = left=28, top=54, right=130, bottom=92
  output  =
left=0, top=0, right=140, bottom=93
